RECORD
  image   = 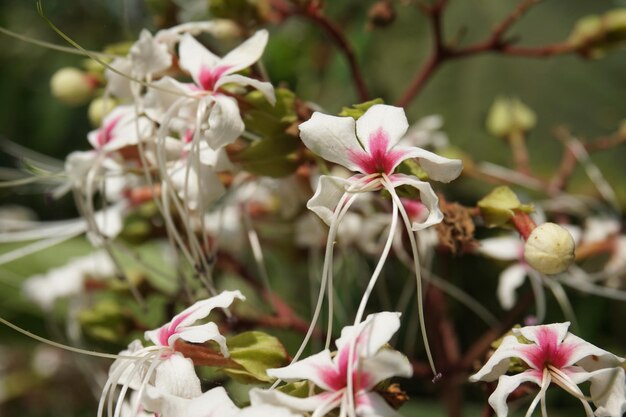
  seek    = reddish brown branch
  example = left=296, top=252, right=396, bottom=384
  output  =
left=271, top=0, right=369, bottom=101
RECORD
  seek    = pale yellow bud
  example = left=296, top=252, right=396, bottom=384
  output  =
left=524, top=222, right=575, bottom=275
left=88, top=97, right=117, bottom=126
left=210, top=19, right=242, bottom=40
left=50, top=67, right=96, bottom=106
left=486, top=97, right=536, bottom=138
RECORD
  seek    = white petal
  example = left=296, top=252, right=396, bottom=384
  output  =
left=154, top=354, right=202, bottom=399
left=563, top=333, right=624, bottom=370
left=174, top=290, right=245, bottom=329
left=90, top=203, right=125, bottom=242
left=388, top=174, right=443, bottom=230
left=176, top=322, right=228, bottom=356
left=221, top=30, right=268, bottom=74
left=130, top=29, right=172, bottom=77
left=237, top=404, right=304, bottom=417
left=306, top=175, right=351, bottom=226
left=216, top=74, right=276, bottom=105
left=360, top=349, right=413, bottom=389
left=168, top=159, right=225, bottom=211
left=203, top=94, right=245, bottom=149
left=400, top=146, right=463, bottom=183
left=479, top=235, right=523, bottom=261
left=105, top=58, right=133, bottom=99
left=513, top=322, right=570, bottom=347
left=186, top=387, right=239, bottom=417
left=144, top=76, right=196, bottom=123
left=335, top=312, right=401, bottom=357
left=299, top=113, right=362, bottom=172
left=356, top=104, right=408, bottom=151
left=587, top=367, right=626, bottom=417
left=488, top=371, right=542, bottom=417
left=250, top=387, right=333, bottom=413
left=178, top=33, right=221, bottom=85
left=355, top=391, right=405, bottom=417
left=469, top=335, right=529, bottom=382
left=267, top=350, right=337, bottom=392
left=497, top=264, right=528, bottom=310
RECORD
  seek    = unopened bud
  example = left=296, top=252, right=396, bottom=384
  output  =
left=569, top=9, right=626, bottom=58
left=50, top=67, right=97, bottom=106
left=368, top=1, right=396, bottom=29
left=88, top=97, right=117, bottom=126
left=210, top=19, right=243, bottom=39
left=486, top=97, right=536, bottom=138
left=524, top=222, right=575, bottom=275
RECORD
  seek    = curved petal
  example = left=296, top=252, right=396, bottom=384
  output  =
left=105, top=57, right=133, bottom=99
left=388, top=174, right=442, bottom=230
left=299, top=113, right=362, bottom=172
left=399, top=146, right=463, bottom=183
left=514, top=322, right=570, bottom=347
left=356, top=104, right=409, bottom=151
left=154, top=354, right=202, bottom=399
left=168, top=160, right=226, bottom=211
left=203, top=94, right=245, bottom=149
left=587, top=367, right=626, bottom=417
left=267, top=350, right=337, bottom=392
left=130, top=29, right=172, bottom=77
left=175, top=322, right=228, bottom=356
left=360, top=349, right=413, bottom=389
left=497, top=264, right=528, bottom=310
left=144, top=77, right=196, bottom=123
left=479, top=235, right=523, bottom=261
left=250, top=387, right=336, bottom=413
left=176, top=290, right=245, bottom=328
left=216, top=74, right=276, bottom=105
left=306, top=175, right=351, bottom=226
left=178, top=33, right=221, bottom=85
left=335, top=312, right=401, bottom=357
left=563, top=333, right=624, bottom=369
left=356, top=391, right=405, bottom=417
left=220, top=30, right=269, bottom=74
left=186, top=386, right=239, bottom=417
left=488, top=371, right=542, bottom=417
left=469, top=335, right=530, bottom=382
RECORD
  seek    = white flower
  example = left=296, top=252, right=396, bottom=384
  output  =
left=470, top=322, right=626, bottom=417
left=252, top=312, right=412, bottom=417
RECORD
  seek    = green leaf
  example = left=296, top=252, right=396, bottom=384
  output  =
left=244, top=88, right=297, bottom=138
left=477, top=186, right=533, bottom=228
left=223, top=331, right=289, bottom=383
left=339, top=98, right=385, bottom=119
left=232, top=134, right=300, bottom=177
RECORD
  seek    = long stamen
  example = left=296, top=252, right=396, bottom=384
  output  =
left=382, top=175, right=438, bottom=376
left=525, top=369, right=550, bottom=417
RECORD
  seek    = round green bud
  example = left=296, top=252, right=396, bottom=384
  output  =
left=50, top=67, right=95, bottom=106
left=524, top=222, right=575, bottom=275
left=88, top=97, right=117, bottom=126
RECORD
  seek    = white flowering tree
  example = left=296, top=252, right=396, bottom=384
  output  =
left=0, top=1, right=626, bottom=417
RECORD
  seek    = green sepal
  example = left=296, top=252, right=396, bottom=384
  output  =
left=477, top=186, right=533, bottom=228
left=222, top=331, right=289, bottom=383
left=277, top=381, right=310, bottom=398
left=339, top=98, right=385, bottom=119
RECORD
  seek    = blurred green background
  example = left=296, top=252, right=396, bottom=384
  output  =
left=1, top=0, right=625, bottom=416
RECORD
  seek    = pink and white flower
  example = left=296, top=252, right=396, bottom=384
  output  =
left=252, top=312, right=412, bottom=417
left=470, top=322, right=626, bottom=417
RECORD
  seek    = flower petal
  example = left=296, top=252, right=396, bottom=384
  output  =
left=299, top=113, right=362, bottom=172
left=175, top=322, right=228, bottom=356
left=237, top=404, right=305, bottom=417
left=130, top=29, right=172, bottom=78
left=360, top=349, right=413, bottom=389
left=168, top=159, right=225, bottom=211
left=587, top=367, right=626, bottom=417
left=355, top=391, right=405, bottom=417
left=153, top=354, right=202, bottom=399
left=203, top=94, right=245, bottom=149
left=220, top=30, right=269, bottom=74
left=216, top=74, right=276, bottom=105
left=176, top=290, right=245, bottom=329
left=399, top=146, right=463, bottom=183
left=388, top=174, right=443, bottom=230
left=563, top=333, right=625, bottom=369
left=267, top=350, right=337, bottom=392
left=514, top=322, right=570, bottom=347
left=250, top=387, right=335, bottom=413
left=186, top=387, right=239, bottom=417
left=335, top=312, right=401, bottom=357
left=356, top=104, right=408, bottom=152
left=479, top=235, right=523, bottom=261
left=488, top=371, right=542, bottom=417
left=178, top=33, right=221, bottom=85
left=497, top=263, right=528, bottom=310
left=469, top=335, right=530, bottom=382
left=306, top=175, right=351, bottom=226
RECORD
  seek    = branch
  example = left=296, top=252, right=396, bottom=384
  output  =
left=271, top=0, right=369, bottom=101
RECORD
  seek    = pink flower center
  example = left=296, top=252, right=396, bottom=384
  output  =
left=96, top=115, right=123, bottom=147
left=349, top=128, right=408, bottom=175
left=198, top=65, right=232, bottom=91
left=521, top=327, right=575, bottom=370
left=317, top=335, right=372, bottom=394
left=402, top=198, right=427, bottom=222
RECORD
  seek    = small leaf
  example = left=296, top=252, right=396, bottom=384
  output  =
left=223, top=331, right=289, bottom=383
left=478, top=186, right=533, bottom=228
left=339, top=98, right=385, bottom=119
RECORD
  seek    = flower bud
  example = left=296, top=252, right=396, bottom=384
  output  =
left=524, top=222, right=575, bottom=275
left=88, top=97, right=117, bottom=126
left=50, top=67, right=96, bottom=106
left=486, top=97, right=536, bottom=138
left=367, top=1, right=396, bottom=29
left=210, top=19, right=243, bottom=40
